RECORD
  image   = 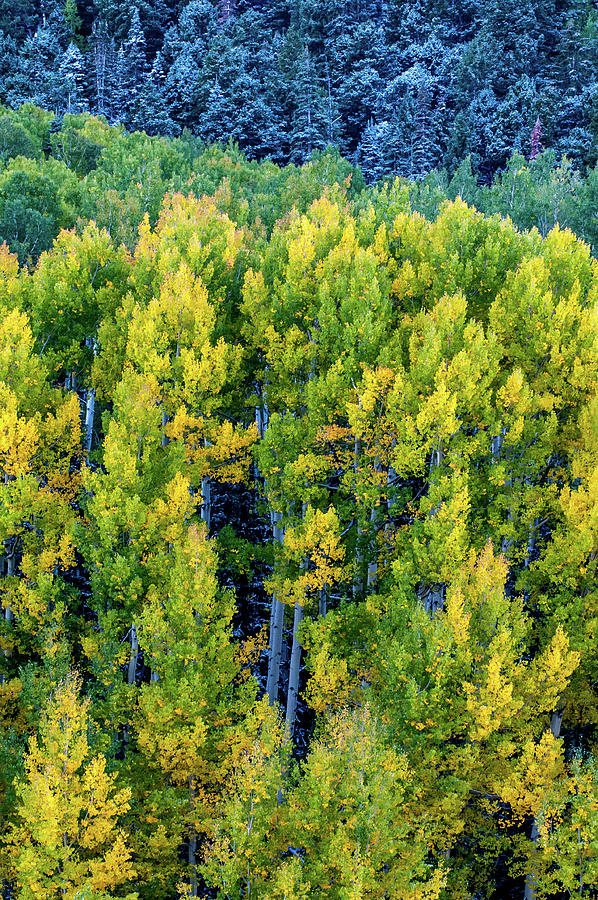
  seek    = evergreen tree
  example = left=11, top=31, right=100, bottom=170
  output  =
left=58, top=42, right=87, bottom=113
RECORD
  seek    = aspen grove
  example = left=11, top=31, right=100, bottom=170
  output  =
left=0, top=108, right=598, bottom=900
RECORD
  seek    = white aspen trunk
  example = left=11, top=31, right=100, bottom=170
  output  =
left=200, top=476, right=211, bottom=533
left=284, top=600, right=304, bottom=739
left=161, top=408, right=169, bottom=448
left=4, top=548, right=14, bottom=622
left=267, top=598, right=284, bottom=705
left=419, top=445, right=445, bottom=616
left=491, top=431, right=504, bottom=463
left=353, top=429, right=363, bottom=600
left=524, top=706, right=564, bottom=900
left=188, top=834, right=197, bottom=897
left=367, top=503, right=379, bottom=591
left=525, top=519, right=538, bottom=568
left=127, top=622, right=138, bottom=685
left=492, top=430, right=516, bottom=557
left=255, top=401, right=269, bottom=441
left=318, top=587, right=327, bottom=619
left=266, top=510, right=284, bottom=706
left=418, top=582, right=445, bottom=617
left=253, top=401, right=268, bottom=516
left=84, top=388, right=95, bottom=456
left=384, top=465, right=396, bottom=570
left=189, top=776, right=198, bottom=897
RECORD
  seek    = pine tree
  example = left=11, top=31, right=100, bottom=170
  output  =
left=530, top=114, right=542, bottom=159
left=63, top=0, right=83, bottom=47
left=58, top=42, right=87, bottom=114
left=121, top=5, right=148, bottom=121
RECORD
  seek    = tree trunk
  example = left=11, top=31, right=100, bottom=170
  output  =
left=285, top=600, right=304, bottom=739
left=4, top=541, right=15, bottom=622
left=318, top=587, right=327, bottom=619
left=353, top=430, right=363, bottom=600
left=85, top=388, right=95, bottom=456
left=419, top=446, right=445, bottom=616
left=367, top=503, right=379, bottom=591
left=523, top=706, right=564, bottom=900
left=127, top=622, right=138, bottom=685
left=201, top=476, right=211, bottom=533
left=266, top=510, right=284, bottom=706
left=188, top=776, right=198, bottom=897
left=256, top=401, right=269, bottom=441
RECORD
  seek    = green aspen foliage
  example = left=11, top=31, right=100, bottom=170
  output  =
left=1, top=109, right=598, bottom=899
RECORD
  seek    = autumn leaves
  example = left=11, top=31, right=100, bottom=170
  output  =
left=0, top=181, right=597, bottom=897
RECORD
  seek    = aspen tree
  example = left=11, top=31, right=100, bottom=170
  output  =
left=265, top=505, right=344, bottom=737
left=0, top=302, right=82, bottom=678
left=26, top=224, right=130, bottom=455
left=285, top=705, right=447, bottom=899
left=6, top=673, right=136, bottom=900
left=199, top=701, right=288, bottom=899
left=135, top=524, right=259, bottom=897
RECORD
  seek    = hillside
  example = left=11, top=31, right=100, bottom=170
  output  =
left=1, top=0, right=598, bottom=181
left=0, top=107, right=597, bottom=898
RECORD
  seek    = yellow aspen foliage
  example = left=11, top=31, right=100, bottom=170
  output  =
left=499, top=730, right=565, bottom=823
left=199, top=701, right=288, bottom=899
left=527, top=754, right=598, bottom=897
left=266, top=505, right=345, bottom=609
left=132, top=193, right=242, bottom=309
left=285, top=705, right=447, bottom=900
left=134, top=524, right=261, bottom=894
left=0, top=242, right=21, bottom=309
left=5, top=674, right=136, bottom=900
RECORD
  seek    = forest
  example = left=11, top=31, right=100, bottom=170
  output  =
left=0, top=100, right=596, bottom=899
left=2, top=0, right=598, bottom=181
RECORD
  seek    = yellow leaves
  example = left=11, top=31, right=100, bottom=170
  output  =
left=8, top=673, right=135, bottom=898
left=347, top=366, right=395, bottom=439
left=304, top=641, right=353, bottom=714
left=415, top=381, right=459, bottom=447
left=88, top=830, right=137, bottom=891
left=464, top=629, right=517, bottom=741
left=235, top=624, right=269, bottom=674
left=444, top=585, right=470, bottom=648
left=267, top=506, right=345, bottom=608
left=201, top=420, right=259, bottom=484
left=137, top=709, right=208, bottom=784
left=524, top=626, right=580, bottom=717
left=0, top=677, right=26, bottom=734
left=499, top=730, right=565, bottom=822
left=497, top=368, right=530, bottom=412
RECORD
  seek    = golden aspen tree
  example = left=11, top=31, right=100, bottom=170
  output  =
left=134, top=524, right=260, bottom=897
left=198, top=701, right=288, bottom=900
left=0, top=300, right=82, bottom=677
left=304, top=543, right=580, bottom=895
left=5, top=673, right=136, bottom=900
left=285, top=705, right=447, bottom=900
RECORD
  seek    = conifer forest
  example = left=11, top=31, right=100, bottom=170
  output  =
left=2, top=0, right=598, bottom=898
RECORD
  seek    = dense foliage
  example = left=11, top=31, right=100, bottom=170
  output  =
left=1, top=0, right=598, bottom=180
left=1, top=107, right=598, bottom=899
